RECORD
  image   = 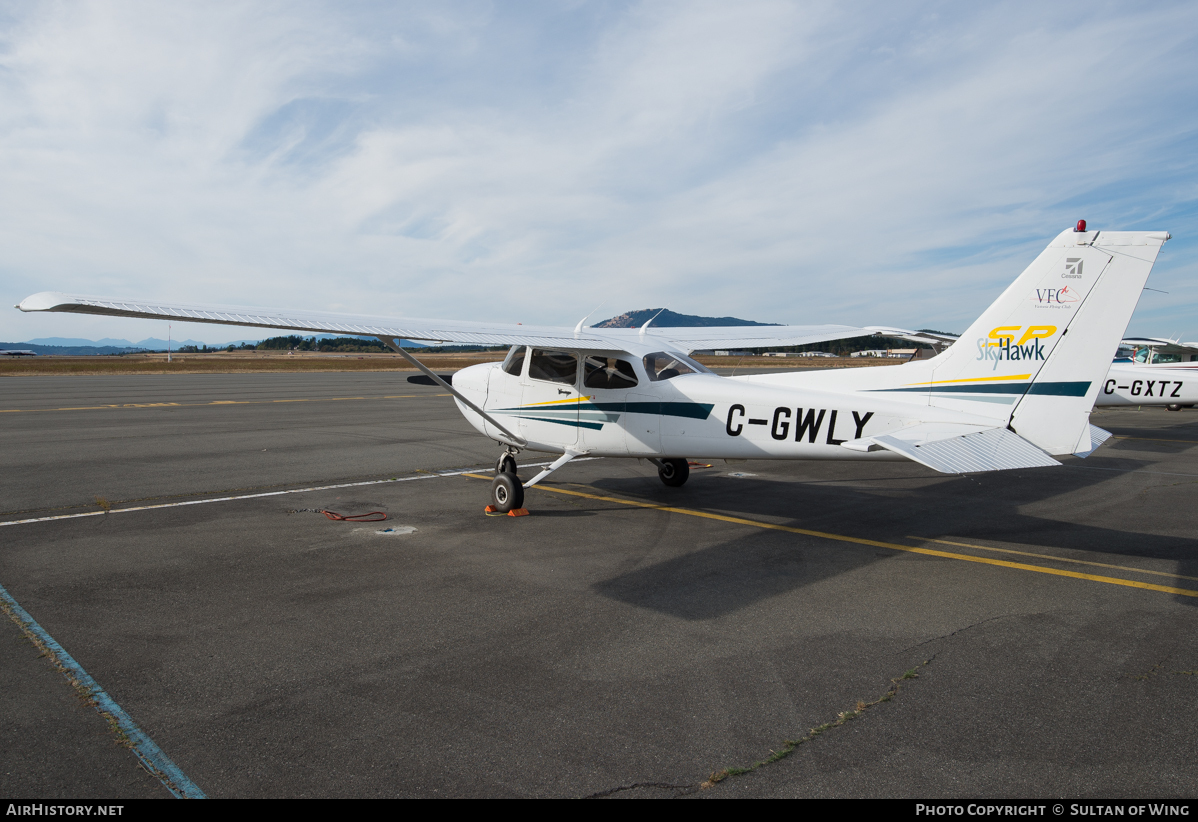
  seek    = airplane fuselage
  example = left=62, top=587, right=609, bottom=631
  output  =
left=452, top=351, right=1001, bottom=462
left=1097, top=361, right=1198, bottom=407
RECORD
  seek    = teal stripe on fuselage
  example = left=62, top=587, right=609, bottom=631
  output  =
left=1027, top=381, right=1090, bottom=396
left=589, top=401, right=714, bottom=419
left=516, top=415, right=606, bottom=431
left=870, top=381, right=1089, bottom=398
left=494, top=401, right=714, bottom=420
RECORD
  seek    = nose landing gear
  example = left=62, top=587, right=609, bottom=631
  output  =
left=496, top=451, right=518, bottom=475
left=489, top=472, right=525, bottom=513
left=489, top=447, right=527, bottom=515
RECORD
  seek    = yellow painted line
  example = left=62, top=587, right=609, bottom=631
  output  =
left=464, top=476, right=1198, bottom=599
left=914, top=537, right=1198, bottom=583
left=901, top=374, right=1032, bottom=387
left=0, top=394, right=451, bottom=413
left=1112, top=435, right=1198, bottom=445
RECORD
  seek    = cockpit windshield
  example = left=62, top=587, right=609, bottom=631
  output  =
left=642, top=351, right=712, bottom=381
left=502, top=345, right=526, bottom=376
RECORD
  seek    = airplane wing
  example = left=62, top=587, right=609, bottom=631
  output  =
left=864, top=326, right=960, bottom=347
left=1122, top=336, right=1183, bottom=347
left=16, top=291, right=880, bottom=353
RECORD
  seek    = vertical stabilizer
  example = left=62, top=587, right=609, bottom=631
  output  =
left=865, top=227, right=1168, bottom=455
left=1008, top=230, right=1168, bottom=454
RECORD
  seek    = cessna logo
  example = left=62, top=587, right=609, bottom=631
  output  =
left=1064, top=257, right=1083, bottom=278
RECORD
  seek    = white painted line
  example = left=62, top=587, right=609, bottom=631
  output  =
left=0, top=459, right=599, bottom=528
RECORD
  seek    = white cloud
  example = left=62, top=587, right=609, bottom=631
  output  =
left=2, top=1, right=1197, bottom=343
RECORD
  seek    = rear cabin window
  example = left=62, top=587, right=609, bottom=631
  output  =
left=528, top=349, right=578, bottom=385
left=643, top=351, right=712, bottom=381
left=583, top=356, right=639, bottom=390
left=502, top=345, right=526, bottom=376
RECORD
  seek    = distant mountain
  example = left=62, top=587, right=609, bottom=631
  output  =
left=1, top=342, right=146, bottom=356
left=7, top=334, right=429, bottom=355
left=25, top=337, right=139, bottom=347
left=593, top=309, right=778, bottom=329
left=25, top=336, right=259, bottom=349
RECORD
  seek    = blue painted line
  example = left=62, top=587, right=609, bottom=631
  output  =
left=0, top=582, right=206, bottom=799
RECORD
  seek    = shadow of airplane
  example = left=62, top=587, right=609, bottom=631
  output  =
left=583, top=420, right=1198, bottom=620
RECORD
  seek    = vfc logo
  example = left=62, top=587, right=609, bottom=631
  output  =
left=1035, top=286, right=1079, bottom=304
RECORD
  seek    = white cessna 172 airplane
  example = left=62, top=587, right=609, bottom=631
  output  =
left=1099, top=337, right=1198, bottom=410
left=18, top=223, right=1169, bottom=513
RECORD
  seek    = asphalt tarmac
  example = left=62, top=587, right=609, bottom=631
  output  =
left=2, top=373, right=1196, bottom=798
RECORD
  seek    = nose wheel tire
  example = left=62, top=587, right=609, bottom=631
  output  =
left=658, top=458, right=690, bottom=487
left=496, top=453, right=518, bottom=475
left=491, top=472, right=525, bottom=513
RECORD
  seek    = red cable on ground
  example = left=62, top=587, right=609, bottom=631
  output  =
left=321, top=510, right=387, bottom=522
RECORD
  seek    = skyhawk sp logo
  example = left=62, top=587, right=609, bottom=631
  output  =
left=976, top=325, right=1056, bottom=370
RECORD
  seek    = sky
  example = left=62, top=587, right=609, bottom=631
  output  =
left=3, top=1, right=1198, bottom=344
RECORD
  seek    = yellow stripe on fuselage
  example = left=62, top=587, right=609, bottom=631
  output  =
left=519, top=395, right=594, bottom=408
left=901, top=374, right=1032, bottom=387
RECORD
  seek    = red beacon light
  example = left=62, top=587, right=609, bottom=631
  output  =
left=1075, top=219, right=1087, bottom=232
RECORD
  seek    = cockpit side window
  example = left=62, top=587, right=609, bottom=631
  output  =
left=642, top=351, right=712, bottom=381
left=502, top=345, right=526, bottom=376
left=583, top=356, right=639, bottom=390
left=1134, top=348, right=1150, bottom=364
left=528, top=349, right=578, bottom=385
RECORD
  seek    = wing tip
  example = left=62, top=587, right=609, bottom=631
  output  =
left=17, top=291, right=74, bottom=313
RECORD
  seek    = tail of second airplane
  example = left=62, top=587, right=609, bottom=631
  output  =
left=888, top=224, right=1169, bottom=454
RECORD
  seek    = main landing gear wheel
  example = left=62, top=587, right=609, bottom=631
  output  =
left=496, top=453, right=518, bottom=475
left=491, top=472, right=525, bottom=513
left=657, top=458, right=690, bottom=487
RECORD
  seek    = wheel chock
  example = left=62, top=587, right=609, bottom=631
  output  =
left=484, top=506, right=530, bottom=517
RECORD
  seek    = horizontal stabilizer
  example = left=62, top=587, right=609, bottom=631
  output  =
left=1073, top=424, right=1112, bottom=459
left=869, top=427, right=1060, bottom=474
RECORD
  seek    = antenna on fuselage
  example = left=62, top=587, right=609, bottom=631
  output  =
left=573, top=300, right=609, bottom=337
left=638, top=308, right=667, bottom=340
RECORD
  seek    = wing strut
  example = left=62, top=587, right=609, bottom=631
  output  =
left=522, top=450, right=584, bottom=489
left=376, top=336, right=527, bottom=447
